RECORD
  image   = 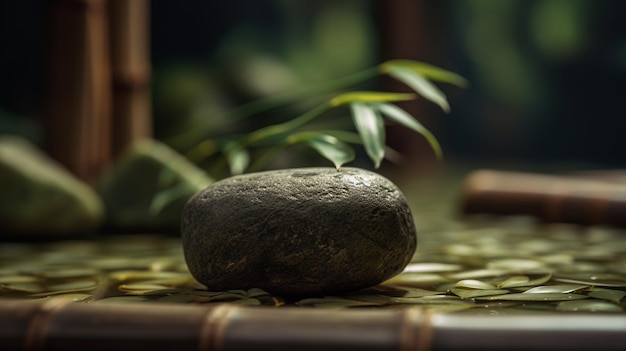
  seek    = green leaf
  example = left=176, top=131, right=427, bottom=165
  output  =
left=381, top=60, right=468, bottom=88
left=386, top=66, right=450, bottom=112
left=375, top=102, right=443, bottom=160
left=287, top=133, right=355, bottom=170
left=148, top=184, right=192, bottom=215
left=480, top=293, right=588, bottom=302
left=523, top=284, right=588, bottom=294
left=330, top=91, right=415, bottom=107
left=225, top=144, right=250, bottom=175
left=556, top=299, right=623, bottom=312
left=350, top=102, right=385, bottom=168
left=454, top=279, right=497, bottom=290
left=451, top=288, right=509, bottom=299
left=588, top=288, right=626, bottom=303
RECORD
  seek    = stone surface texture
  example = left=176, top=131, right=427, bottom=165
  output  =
left=98, top=139, right=213, bottom=231
left=0, top=136, right=103, bottom=236
left=182, top=167, right=417, bottom=296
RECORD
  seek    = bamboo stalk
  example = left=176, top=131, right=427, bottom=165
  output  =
left=108, top=0, right=152, bottom=159
left=45, top=0, right=112, bottom=182
left=376, top=0, right=440, bottom=170
left=1, top=299, right=624, bottom=351
left=461, top=169, right=626, bottom=226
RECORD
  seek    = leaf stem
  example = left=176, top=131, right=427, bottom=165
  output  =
left=240, top=102, right=332, bottom=147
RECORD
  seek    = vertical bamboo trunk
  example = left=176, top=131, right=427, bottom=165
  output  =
left=45, top=0, right=112, bottom=182
left=377, top=0, right=436, bottom=170
left=108, top=0, right=152, bottom=159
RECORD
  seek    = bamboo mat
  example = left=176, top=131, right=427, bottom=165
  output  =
left=1, top=172, right=625, bottom=314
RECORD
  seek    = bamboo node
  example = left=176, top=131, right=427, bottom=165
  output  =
left=401, top=307, right=434, bottom=351
left=198, top=303, right=238, bottom=351
left=24, top=298, right=72, bottom=351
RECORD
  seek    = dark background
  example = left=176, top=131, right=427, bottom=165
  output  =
left=1, top=0, right=625, bottom=169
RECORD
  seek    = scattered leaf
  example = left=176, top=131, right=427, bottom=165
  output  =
left=446, top=269, right=508, bottom=281
left=452, top=288, right=509, bottom=299
left=487, top=258, right=547, bottom=271
left=394, top=295, right=476, bottom=306
left=554, top=273, right=626, bottom=288
left=383, top=273, right=450, bottom=288
left=455, top=279, right=497, bottom=290
left=403, top=263, right=463, bottom=274
left=556, top=299, right=623, bottom=312
left=118, top=283, right=169, bottom=294
left=523, top=284, right=588, bottom=294
left=480, top=293, right=588, bottom=302
left=588, top=288, right=626, bottom=303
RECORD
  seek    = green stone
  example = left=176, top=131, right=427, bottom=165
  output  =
left=98, top=139, right=213, bottom=231
left=0, top=136, right=103, bottom=236
left=182, top=167, right=417, bottom=296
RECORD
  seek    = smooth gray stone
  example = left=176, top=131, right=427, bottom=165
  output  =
left=98, top=139, right=213, bottom=232
left=0, top=136, right=103, bottom=236
left=182, top=167, right=417, bottom=296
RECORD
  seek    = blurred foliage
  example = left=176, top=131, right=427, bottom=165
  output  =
left=450, top=0, right=626, bottom=164
left=178, top=61, right=463, bottom=178
left=153, top=0, right=376, bottom=142
left=150, top=1, right=470, bottom=178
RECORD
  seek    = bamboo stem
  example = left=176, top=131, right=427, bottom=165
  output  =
left=45, top=0, right=112, bottom=182
left=461, top=169, right=626, bottom=226
left=108, top=0, right=152, bottom=158
left=1, top=300, right=625, bottom=351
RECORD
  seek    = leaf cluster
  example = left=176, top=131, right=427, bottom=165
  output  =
left=187, top=59, right=466, bottom=176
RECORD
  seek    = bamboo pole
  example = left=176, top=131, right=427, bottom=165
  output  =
left=108, top=0, right=152, bottom=159
left=461, top=169, right=626, bottom=226
left=1, top=299, right=625, bottom=351
left=45, top=0, right=112, bottom=182
left=376, top=0, right=440, bottom=170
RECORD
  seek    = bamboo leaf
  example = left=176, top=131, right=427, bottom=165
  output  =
left=382, top=60, right=468, bottom=87
left=480, top=293, right=588, bottom=302
left=524, top=284, right=588, bottom=294
left=496, top=276, right=530, bottom=289
left=375, top=102, right=443, bottom=160
left=149, top=184, right=192, bottom=215
left=350, top=102, right=385, bottom=168
left=554, top=273, right=626, bottom=287
left=330, top=91, right=415, bottom=107
left=287, top=132, right=355, bottom=170
left=556, top=299, right=623, bottom=312
left=386, top=66, right=450, bottom=112
left=454, top=279, right=497, bottom=290
left=403, top=263, right=463, bottom=274
left=225, top=144, right=250, bottom=175
left=451, top=288, right=509, bottom=299
left=588, top=288, right=626, bottom=303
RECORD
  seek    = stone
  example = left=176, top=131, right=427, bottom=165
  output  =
left=0, top=136, right=103, bottom=237
left=181, top=167, right=417, bottom=296
left=98, top=139, right=213, bottom=232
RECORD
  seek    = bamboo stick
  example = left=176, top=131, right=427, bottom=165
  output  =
left=45, top=0, right=112, bottom=182
left=108, top=0, right=152, bottom=159
left=1, top=299, right=624, bottom=351
left=461, top=169, right=626, bottom=227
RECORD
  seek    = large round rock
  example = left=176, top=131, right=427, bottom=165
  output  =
left=181, top=167, right=417, bottom=296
